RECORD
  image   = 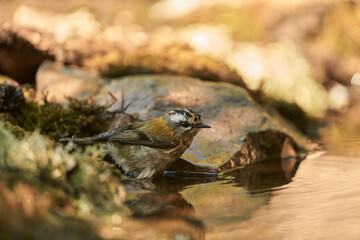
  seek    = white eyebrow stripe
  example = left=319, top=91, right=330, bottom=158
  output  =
left=169, top=113, right=187, bottom=123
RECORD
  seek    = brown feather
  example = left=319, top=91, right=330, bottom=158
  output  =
left=144, top=118, right=177, bottom=139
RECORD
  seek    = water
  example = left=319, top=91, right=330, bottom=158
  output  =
left=113, top=121, right=360, bottom=240
left=204, top=154, right=360, bottom=240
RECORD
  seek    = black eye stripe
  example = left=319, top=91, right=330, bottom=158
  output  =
left=180, top=121, right=191, bottom=127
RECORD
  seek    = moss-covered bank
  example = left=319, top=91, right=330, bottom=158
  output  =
left=0, top=121, right=126, bottom=240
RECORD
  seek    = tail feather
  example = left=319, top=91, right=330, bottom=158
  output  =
left=59, top=136, right=99, bottom=144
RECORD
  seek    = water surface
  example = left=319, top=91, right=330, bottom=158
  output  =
left=115, top=121, right=360, bottom=240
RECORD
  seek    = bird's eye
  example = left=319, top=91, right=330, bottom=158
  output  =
left=180, top=121, right=191, bottom=128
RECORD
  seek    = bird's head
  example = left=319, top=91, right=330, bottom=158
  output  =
left=164, top=107, right=211, bottom=136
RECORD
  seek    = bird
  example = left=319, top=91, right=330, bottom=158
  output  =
left=59, top=107, right=211, bottom=179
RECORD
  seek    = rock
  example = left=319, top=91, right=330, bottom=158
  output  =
left=89, top=44, right=247, bottom=89
left=0, top=21, right=56, bottom=84
left=10, top=5, right=118, bottom=68
left=8, top=6, right=247, bottom=88
left=227, top=41, right=328, bottom=118
left=0, top=75, right=19, bottom=86
left=33, top=62, right=307, bottom=169
left=94, top=74, right=307, bottom=168
left=13, top=5, right=101, bottom=44
left=0, top=83, right=25, bottom=112
left=218, top=130, right=300, bottom=172
left=36, top=61, right=104, bottom=103
left=163, top=129, right=301, bottom=177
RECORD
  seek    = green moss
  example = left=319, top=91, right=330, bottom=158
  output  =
left=0, top=121, right=125, bottom=239
left=2, top=96, right=114, bottom=140
left=1, top=120, right=26, bottom=138
left=88, top=45, right=247, bottom=89
left=0, top=94, right=129, bottom=238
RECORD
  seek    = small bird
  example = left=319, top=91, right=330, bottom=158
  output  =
left=59, top=107, right=211, bottom=179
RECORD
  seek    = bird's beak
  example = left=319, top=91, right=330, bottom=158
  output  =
left=195, top=123, right=211, bottom=128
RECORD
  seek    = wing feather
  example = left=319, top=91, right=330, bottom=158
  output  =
left=108, top=130, right=179, bottom=149
left=59, top=120, right=179, bottom=149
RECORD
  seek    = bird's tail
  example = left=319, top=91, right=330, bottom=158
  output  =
left=58, top=136, right=100, bottom=144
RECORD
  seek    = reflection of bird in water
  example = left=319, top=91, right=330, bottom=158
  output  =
left=126, top=192, right=195, bottom=218
left=122, top=179, right=205, bottom=240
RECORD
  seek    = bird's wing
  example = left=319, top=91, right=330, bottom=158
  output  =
left=58, top=124, right=136, bottom=144
left=59, top=122, right=179, bottom=149
left=89, top=125, right=133, bottom=141
left=108, top=130, right=179, bottom=149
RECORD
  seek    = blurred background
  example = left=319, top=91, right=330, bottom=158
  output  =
left=1, top=1, right=360, bottom=239
left=1, top=0, right=360, bottom=137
